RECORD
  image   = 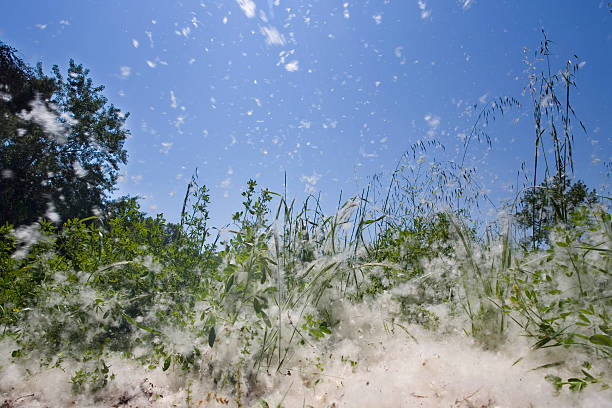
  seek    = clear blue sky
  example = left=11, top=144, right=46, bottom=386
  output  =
left=2, top=1, right=611, bottom=226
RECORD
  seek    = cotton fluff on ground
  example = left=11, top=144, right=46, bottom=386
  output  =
left=1, top=296, right=609, bottom=407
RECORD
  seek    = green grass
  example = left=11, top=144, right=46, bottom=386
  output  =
left=0, top=175, right=610, bottom=405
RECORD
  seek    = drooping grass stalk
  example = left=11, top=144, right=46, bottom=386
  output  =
left=523, top=31, right=588, bottom=249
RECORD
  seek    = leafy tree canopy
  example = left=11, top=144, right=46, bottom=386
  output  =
left=515, top=176, right=597, bottom=247
left=0, top=41, right=129, bottom=227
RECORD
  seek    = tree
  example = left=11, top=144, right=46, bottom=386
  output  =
left=515, top=176, right=597, bottom=247
left=0, top=42, right=129, bottom=227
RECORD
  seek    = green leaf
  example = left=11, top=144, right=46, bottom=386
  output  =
left=162, top=357, right=171, bottom=371
left=531, top=361, right=564, bottom=371
left=253, top=297, right=262, bottom=314
left=224, top=264, right=237, bottom=274
left=121, top=312, right=161, bottom=335
left=208, top=326, right=216, bottom=347
left=532, top=324, right=569, bottom=349
left=261, top=311, right=272, bottom=328
left=581, top=369, right=596, bottom=381
left=263, top=256, right=277, bottom=266
left=225, top=275, right=234, bottom=292
left=589, top=334, right=612, bottom=347
left=362, top=215, right=386, bottom=225
left=545, top=374, right=563, bottom=390
left=598, top=325, right=611, bottom=335
left=259, top=400, right=270, bottom=408
left=567, top=378, right=587, bottom=392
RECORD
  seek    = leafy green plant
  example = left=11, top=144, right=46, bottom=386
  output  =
left=546, top=361, right=606, bottom=392
left=301, top=313, right=331, bottom=339
left=507, top=207, right=611, bottom=358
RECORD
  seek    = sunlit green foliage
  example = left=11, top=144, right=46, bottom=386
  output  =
left=2, top=176, right=609, bottom=399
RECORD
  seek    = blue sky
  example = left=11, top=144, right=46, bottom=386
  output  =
left=2, top=1, right=611, bottom=226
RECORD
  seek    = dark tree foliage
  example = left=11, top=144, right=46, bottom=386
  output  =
left=0, top=42, right=129, bottom=227
left=515, top=176, right=597, bottom=247
left=0, top=43, right=56, bottom=113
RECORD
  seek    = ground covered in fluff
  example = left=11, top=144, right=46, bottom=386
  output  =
left=1, top=302, right=609, bottom=407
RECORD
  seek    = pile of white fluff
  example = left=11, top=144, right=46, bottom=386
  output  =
left=1, top=297, right=609, bottom=407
